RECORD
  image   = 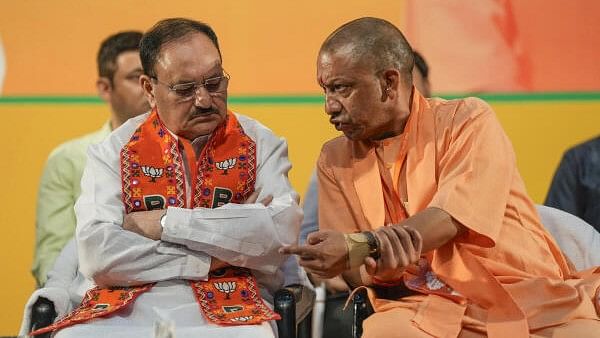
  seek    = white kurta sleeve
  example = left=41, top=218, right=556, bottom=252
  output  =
left=75, top=117, right=211, bottom=287
left=161, top=117, right=302, bottom=274
left=76, top=114, right=301, bottom=287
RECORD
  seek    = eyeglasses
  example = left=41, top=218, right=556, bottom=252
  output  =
left=152, top=70, right=230, bottom=102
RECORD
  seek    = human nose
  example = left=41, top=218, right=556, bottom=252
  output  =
left=324, top=93, right=342, bottom=116
left=193, top=86, right=212, bottom=108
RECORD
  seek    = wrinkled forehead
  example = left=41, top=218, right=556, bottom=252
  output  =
left=317, top=46, right=374, bottom=83
left=318, top=42, right=356, bottom=64
left=155, top=33, right=222, bottom=80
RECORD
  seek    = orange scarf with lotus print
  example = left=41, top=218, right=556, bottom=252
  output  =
left=30, top=109, right=279, bottom=336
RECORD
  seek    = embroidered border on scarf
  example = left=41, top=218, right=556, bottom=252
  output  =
left=190, top=267, right=281, bottom=325
left=121, top=114, right=187, bottom=213
left=31, top=109, right=278, bottom=336
left=193, top=118, right=256, bottom=208
left=30, top=283, right=154, bottom=336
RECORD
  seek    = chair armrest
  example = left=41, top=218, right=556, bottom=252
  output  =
left=284, top=284, right=315, bottom=323
left=275, top=287, right=296, bottom=338
left=274, top=284, right=315, bottom=338
left=30, top=297, right=57, bottom=338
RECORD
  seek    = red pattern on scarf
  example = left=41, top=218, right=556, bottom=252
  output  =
left=31, top=109, right=279, bottom=336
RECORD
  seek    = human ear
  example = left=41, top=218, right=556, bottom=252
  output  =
left=96, top=77, right=112, bottom=103
left=140, top=75, right=156, bottom=108
left=381, top=69, right=400, bottom=100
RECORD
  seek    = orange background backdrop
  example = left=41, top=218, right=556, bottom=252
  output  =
left=2, top=1, right=599, bottom=96
left=0, top=0, right=404, bottom=95
left=406, top=0, right=600, bottom=93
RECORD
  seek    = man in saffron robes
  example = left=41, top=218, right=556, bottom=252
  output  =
left=283, top=17, right=600, bottom=338
left=35, top=18, right=302, bottom=338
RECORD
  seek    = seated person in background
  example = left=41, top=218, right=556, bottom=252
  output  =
left=20, top=239, right=92, bottom=336
left=30, top=18, right=302, bottom=338
left=32, top=31, right=149, bottom=286
left=283, top=17, right=600, bottom=338
left=545, top=136, right=600, bottom=232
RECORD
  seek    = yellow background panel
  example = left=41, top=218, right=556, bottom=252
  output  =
left=1, top=98, right=600, bottom=334
left=495, top=101, right=600, bottom=201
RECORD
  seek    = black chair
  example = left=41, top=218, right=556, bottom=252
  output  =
left=274, top=284, right=314, bottom=338
left=315, top=288, right=374, bottom=338
left=30, top=284, right=314, bottom=338
left=29, top=297, right=56, bottom=338
left=351, top=289, right=374, bottom=338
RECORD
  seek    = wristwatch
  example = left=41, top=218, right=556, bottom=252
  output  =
left=345, top=231, right=381, bottom=268
left=159, top=213, right=167, bottom=229
left=362, top=231, right=381, bottom=260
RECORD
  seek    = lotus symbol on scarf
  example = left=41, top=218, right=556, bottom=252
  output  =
left=215, top=158, right=237, bottom=175
left=425, top=271, right=445, bottom=290
left=141, top=166, right=164, bottom=182
left=230, top=316, right=254, bottom=322
left=214, top=281, right=237, bottom=299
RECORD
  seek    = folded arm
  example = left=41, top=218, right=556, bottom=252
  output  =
left=76, top=123, right=301, bottom=287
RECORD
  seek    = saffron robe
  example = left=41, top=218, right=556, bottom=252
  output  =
left=318, top=89, right=600, bottom=338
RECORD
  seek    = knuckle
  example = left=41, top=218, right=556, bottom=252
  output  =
left=389, top=259, right=398, bottom=269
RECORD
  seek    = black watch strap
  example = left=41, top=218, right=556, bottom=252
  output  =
left=362, top=231, right=380, bottom=259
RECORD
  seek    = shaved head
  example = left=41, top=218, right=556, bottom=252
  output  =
left=320, top=17, right=415, bottom=85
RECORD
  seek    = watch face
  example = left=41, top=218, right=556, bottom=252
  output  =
left=348, top=233, right=369, bottom=243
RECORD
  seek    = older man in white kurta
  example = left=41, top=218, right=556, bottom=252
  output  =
left=52, top=112, right=300, bottom=338
left=31, top=18, right=303, bottom=338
